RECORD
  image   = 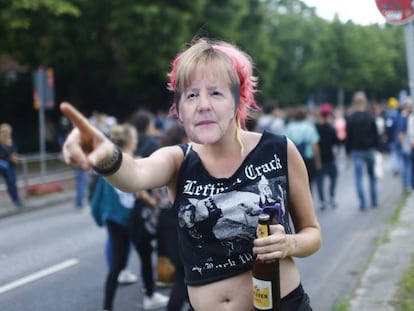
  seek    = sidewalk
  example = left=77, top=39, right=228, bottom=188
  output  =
left=350, top=193, right=414, bottom=310
left=0, top=169, right=76, bottom=218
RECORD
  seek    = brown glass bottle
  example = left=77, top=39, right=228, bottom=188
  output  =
left=252, top=213, right=281, bottom=311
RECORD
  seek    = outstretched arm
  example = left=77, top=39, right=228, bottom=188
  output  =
left=60, top=102, right=182, bottom=193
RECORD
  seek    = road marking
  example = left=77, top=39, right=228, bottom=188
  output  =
left=0, top=258, right=79, bottom=295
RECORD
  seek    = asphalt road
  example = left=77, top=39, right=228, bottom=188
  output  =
left=297, top=154, right=402, bottom=310
left=0, top=154, right=403, bottom=311
left=0, top=203, right=171, bottom=311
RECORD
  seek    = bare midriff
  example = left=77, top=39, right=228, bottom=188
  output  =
left=188, top=257, right=300, bottom=311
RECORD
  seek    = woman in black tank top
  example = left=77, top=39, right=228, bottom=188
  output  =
left=60, top=38, right=321, bottom=311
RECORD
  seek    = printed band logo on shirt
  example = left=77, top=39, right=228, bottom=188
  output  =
left=183, top=178, right=243, bottom=196
left=245, top=153, right=282, bottom=180
left=182, top=153, right=283, bottom=196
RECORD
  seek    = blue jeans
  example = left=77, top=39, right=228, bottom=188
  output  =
left=74, top=169, right=89, bottom=207
left=0, top=160, right=22, bottom=206
left=400, top=151, right=412, bottom=191
left=411, top=148, right=414, bottom=189
left=351, top=149, right=378, bottom=209
left=389, top=140, right=401, bottom=173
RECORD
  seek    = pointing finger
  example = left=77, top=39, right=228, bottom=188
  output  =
left=60, top=101, right=111, bottom=170
left=60, top=102, right=96, bottom=136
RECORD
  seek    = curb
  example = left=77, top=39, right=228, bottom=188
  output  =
left=0, top=190, right=75, bottom=219
left=349, top=194, right=414, bottom=310
left=0, top=170, right=76, bottom=219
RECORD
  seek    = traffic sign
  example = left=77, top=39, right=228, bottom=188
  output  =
left=33, top=67, right=55, bottom=110
left=376, top=0, right=414, bottom=24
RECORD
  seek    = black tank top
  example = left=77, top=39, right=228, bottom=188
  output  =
left=173, top=131, right=292, bottom=285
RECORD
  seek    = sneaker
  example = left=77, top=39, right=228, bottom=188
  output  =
left=118, top=269, right=137, bottom=284
left=143, top=292, right=169, bottom=310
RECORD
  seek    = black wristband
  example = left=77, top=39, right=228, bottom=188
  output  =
left=93, top=145, right=123, bottom=176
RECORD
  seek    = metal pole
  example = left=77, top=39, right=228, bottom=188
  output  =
left=37, top=69, right=46, bottom=179
left=21, top=157, right=28, bottom=198
left=404, top=20, right=414, bottom=103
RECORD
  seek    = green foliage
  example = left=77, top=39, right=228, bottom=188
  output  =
left=107, top=0, right=203, bottom=114
left=261, top=0, right=322, bottom=105
left=0, top=0, right=80, bottom=30
left=0, top=0, right=410, bottom=129
left=332, top=300, right=350, bottom=311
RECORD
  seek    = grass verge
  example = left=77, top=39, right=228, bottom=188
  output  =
left=393, top=241, right=414, bottom=311
left=332, top=194, right=412, bottom=311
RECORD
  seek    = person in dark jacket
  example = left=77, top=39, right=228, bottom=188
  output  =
left=345, top=91, right=379, bottom=210
left=315, top=103, right=340, bottom=210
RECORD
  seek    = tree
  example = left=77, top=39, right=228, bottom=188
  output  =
left=0, top=0, right=410, bottom=152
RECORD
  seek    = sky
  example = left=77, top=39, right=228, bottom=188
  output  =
left=302, top=0, right=386, bottom=25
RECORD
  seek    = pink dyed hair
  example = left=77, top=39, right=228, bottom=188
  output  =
left=167, top=38, right=260, bottom=128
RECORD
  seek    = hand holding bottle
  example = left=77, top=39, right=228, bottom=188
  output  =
left=253, top=221, right=289, bottom=261
left=252, top=213, right=281, bottom=311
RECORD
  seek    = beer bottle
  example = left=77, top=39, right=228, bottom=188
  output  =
left=252, top=213, right=281, bottom=311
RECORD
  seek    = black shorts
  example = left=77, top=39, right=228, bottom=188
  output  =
left=281, top=283, right=312, bottom=311
left=186, top=283, right=312, bottom=311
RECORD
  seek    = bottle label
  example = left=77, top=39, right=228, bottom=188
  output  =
left=253, top=277, right=273, bottom=309
left=257, top=223, right=269, bottom=238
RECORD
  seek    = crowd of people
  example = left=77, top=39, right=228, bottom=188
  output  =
left=255, top=92, right=414, bottom=211
left=1, top=37, right=414, bottom=311
left=2, top=92, right=413, bottom=310
left=71, top=107, right=187, bottom=310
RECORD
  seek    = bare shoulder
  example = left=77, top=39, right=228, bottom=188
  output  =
left=286, top=137, right=303, bottom=164
left=152, top=144, right=186, bottom=166
left=243, top=130, right=262, bottom=140
left=241, top=130, right=262, bottom=151
left=152, top=145, right=187, bottom=201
